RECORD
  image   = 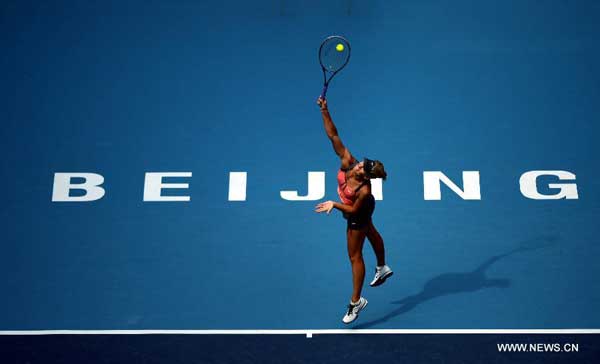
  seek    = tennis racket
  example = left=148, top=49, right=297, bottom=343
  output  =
left=318, top=35, right=351, bottom=99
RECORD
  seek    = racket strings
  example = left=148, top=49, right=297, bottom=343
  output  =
left=319, top=38, right=350, bottom=73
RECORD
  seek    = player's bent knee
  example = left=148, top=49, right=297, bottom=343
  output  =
left=349, top=253, right=364, bottom=264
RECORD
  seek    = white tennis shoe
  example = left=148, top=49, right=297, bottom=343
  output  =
left=369, top=265, right=393, bottom=287
left=342, top=297, right=368, bottom=324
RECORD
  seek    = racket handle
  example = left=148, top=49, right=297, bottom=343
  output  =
left=320, top=85, right=328, bottom=100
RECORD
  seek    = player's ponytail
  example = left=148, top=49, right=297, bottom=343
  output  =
left=369, top=160, right=387, bottom=181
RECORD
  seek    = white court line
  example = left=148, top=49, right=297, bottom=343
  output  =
left=1, top=329, right=600, bottom=338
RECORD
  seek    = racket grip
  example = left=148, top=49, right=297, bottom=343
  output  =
left=320, top=85, right=328, bottom=100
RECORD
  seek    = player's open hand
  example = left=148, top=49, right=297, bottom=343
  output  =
left=315, top=200, right=334, bottom=214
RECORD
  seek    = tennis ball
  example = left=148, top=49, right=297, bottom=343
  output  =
left=336, top=43, right=344, bottom=52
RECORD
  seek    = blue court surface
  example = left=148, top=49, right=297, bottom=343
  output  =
left=1, top=0, right=600, bottom=362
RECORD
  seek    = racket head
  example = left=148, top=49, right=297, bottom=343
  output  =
left=318, top=35, right=351, bottom=74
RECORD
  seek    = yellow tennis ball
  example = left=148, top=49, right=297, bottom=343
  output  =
left=336, top=43, right=344, bottom=52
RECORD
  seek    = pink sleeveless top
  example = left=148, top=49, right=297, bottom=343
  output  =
left=337, top=169, right=356, bottom=206
left=337, top=159, right=370, bottom=206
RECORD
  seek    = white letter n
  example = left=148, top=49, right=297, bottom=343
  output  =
left=423, top=171, right=481, bottom=200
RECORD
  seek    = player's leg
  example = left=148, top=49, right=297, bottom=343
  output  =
left=360, top=194, right=385, bottom=266
left=367, top=221, right=393, bottom=287
left=366, top=220, right=386, bottom=267
left=342, top=226, right=369, bottom=324
left=347, top=227, right=367, bottom=302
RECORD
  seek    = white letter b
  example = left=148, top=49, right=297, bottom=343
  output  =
left=52, top=173, right=106, bottom=202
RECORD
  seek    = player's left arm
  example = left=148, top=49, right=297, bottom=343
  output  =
left=315, top=186, right=370, bottom=215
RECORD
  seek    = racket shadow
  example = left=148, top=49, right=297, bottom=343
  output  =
left=353, top=234, right=559, bottom=329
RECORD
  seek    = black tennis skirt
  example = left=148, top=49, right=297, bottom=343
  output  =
left=343, top=194, right=376, bottom=230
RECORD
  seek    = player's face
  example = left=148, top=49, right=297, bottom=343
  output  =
left=354, top=162, right=365, bottom=176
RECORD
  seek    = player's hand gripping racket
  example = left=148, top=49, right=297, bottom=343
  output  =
left=319, top=35, right=351, bottom=100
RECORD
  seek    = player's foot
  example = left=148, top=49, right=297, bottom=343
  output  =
left=342, top=297, right=368, bottom=324
left=370, top=265, right=393, bottom=287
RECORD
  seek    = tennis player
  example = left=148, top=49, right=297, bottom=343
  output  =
left=315, top=97, right=393, bottom=324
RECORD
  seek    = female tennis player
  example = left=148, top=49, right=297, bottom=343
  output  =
left=315, top=97, right=393, bottom=324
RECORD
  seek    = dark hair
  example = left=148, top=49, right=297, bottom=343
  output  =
left=371, top=160, right=387, bottom=181
left=364, top=159, right=387, bottom=181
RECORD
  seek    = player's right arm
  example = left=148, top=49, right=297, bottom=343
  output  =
left=317, top=97, right=353, bottom=169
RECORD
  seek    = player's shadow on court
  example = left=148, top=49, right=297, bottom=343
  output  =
left=353, top=235, right=558, bottom=329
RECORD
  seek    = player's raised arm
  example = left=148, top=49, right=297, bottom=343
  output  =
left=318, top=97, right=353, bottom=167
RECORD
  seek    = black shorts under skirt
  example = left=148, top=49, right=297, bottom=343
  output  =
left=343, top=194, right=376, bottom=230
